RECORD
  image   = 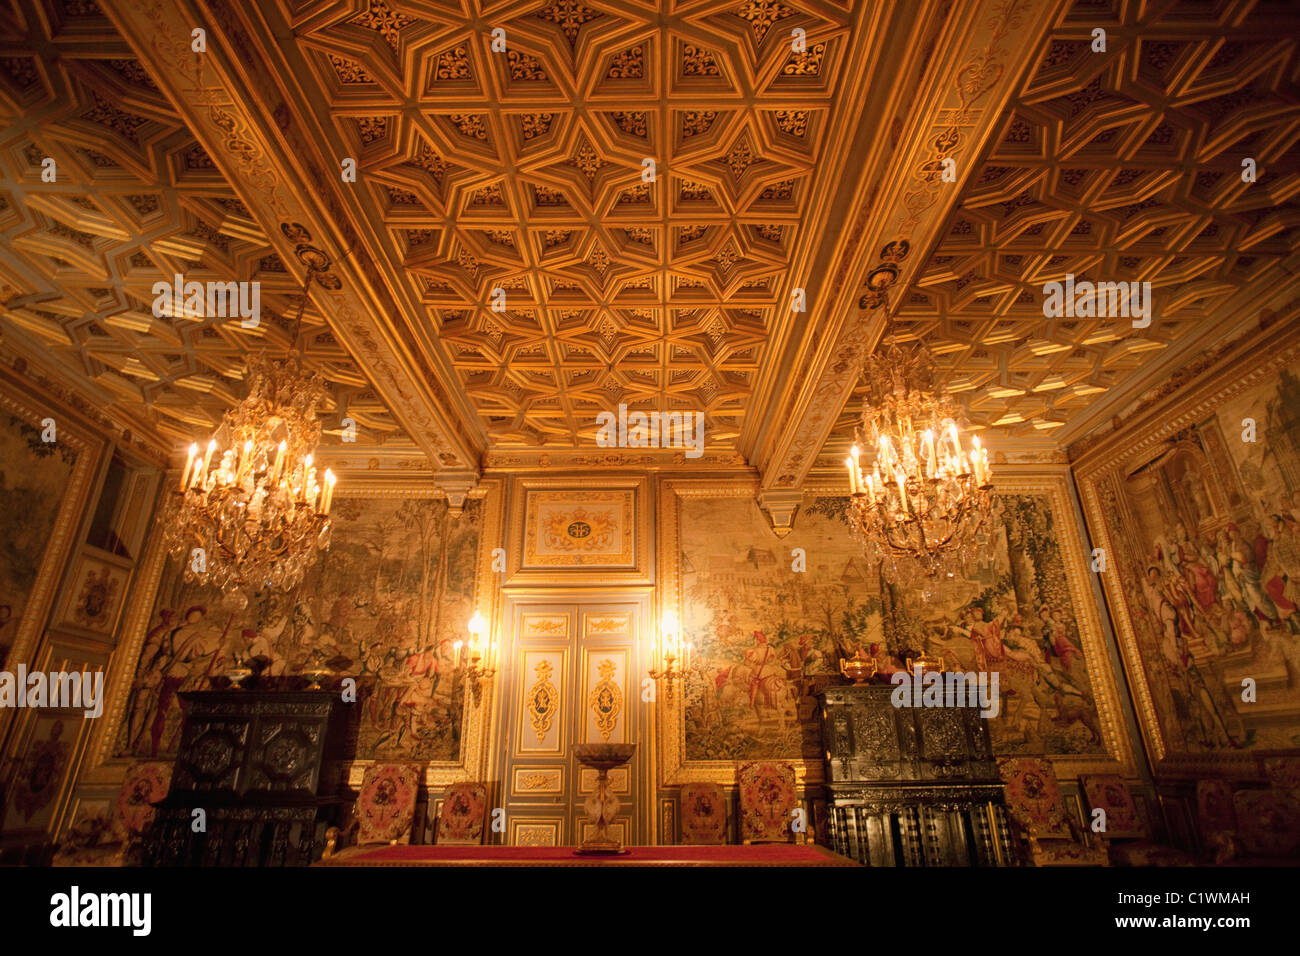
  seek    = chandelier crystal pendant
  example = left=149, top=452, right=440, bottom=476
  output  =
left=162, top=273, right=336, bottom=597
left=844, top=336, right=995, bottom=584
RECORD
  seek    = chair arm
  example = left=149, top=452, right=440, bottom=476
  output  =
left=322, top=819, right=360, bottom=860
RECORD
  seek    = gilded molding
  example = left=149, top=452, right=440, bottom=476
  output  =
left=102, top=0, right=481, bottom=473
left=0, top=376, right=104, bottom=741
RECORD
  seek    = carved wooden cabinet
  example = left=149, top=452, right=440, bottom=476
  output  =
left=144, top=690, right=353, bottom=867
left=818, top=685, right=1014, bottom=866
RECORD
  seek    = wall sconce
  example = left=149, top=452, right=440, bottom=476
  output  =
left=456, top=610, right=496, bottom=705
left=649, top=609, right=693, bottom=701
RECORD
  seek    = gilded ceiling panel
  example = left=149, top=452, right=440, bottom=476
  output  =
left=0, top=0, right=409, bottom=449
left=821, top=0, right=1300, bottom=465
left=284, top=0, right=850, bottom=449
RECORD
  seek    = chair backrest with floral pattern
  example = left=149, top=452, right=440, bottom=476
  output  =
left=1079, top=774, right=1149, bottom=840
left=115, top=761, right=173, bottom=840
left=1263, top=756, right=1300, bottom=796
left=356, top=763, right=421, bottom=846
left=737, top=761, right=797, bottom=844
left=1195, top=778, right=1237, bottom=839
left=997, top=757, right=1074, bottom=840
left=436, top=782, right=488, bottom=845
left=680, top=782, right=728, bottom=845
left=1231, top=789, right=1300, bottom=858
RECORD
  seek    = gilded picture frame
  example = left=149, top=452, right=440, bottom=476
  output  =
left=506, top=475, right=652, bottom=585
left=53, top=549, right=133, bottom=640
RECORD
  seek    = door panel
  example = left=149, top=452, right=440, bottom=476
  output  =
left=496, top=594, right=650, bottom=845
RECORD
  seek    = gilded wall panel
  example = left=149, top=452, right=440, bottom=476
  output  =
left=506, top=477, right=651, bottom=585
left=583, top=650, right=628, bottom=744
left=518, top=649, right=567, bottom=755
left=511, top=820, right=561, bottom=847
left=512, top=767, right=564, bottom=796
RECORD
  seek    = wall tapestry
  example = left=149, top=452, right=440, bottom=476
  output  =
left=0, top=412, right=77, bottom=667
left=1087, top=358, right=1300, bottom=757
left=115, top=496, right=483, bottom=762
left=669, top=479, right=1121, bottom=774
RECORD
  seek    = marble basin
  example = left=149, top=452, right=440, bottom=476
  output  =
left=573, top=743, right=636, bottom=771
left=573, top=743, right=637, bottom=854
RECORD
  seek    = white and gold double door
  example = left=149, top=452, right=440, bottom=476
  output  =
left=494, top=591, right=652, bottom=847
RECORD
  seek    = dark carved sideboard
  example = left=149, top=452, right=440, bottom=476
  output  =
left=144, top=690, right=353, bottom=867
left=819, top=685, right=1014, bottom=866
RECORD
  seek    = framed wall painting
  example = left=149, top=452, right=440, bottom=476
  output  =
left=506, top=476, right=652, bottom=585
left=52, top=549, right=132, bottom=640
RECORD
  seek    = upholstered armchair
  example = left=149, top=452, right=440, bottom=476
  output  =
left=1078, top=774, right=1191, bottom=865
left=1194, top=778, right=1240, bottom=864
left=997, top=757, right=1107, bottom=866
left=679, top=782, right=728, bottom=845
left=52, top=761, right=172, bottom=866
left=324, top=762, right=421, bottom=859
left=737, top=761, right=802, bottom=844
left=435, top=782, right=488, bottom=845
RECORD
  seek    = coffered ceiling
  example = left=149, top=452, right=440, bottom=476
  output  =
left=0, top=0, right=410, bottom=451
left=821, top=0, right=1300, bottom=467
left=284, top=0, right=857, bottom=451
left=0, top=0, right=1297, bottom=493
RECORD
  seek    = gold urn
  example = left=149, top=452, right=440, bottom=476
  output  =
left=839, top=649, right=878, bottom=685
left=905, top=654, right=945, bottom=674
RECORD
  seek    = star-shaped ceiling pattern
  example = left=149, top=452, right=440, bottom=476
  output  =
left=3, top=0, right=1297, bottom=476
left=289, top=0, right=849, bottom=449
left=0, top=0, right=406, bottom=448
left=824, top=0, right=1300, bottom=458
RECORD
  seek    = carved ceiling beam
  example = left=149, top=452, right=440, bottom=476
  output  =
left=101, top=0, right=483, bottom=479
left=736, top=0, right=935, bottom=457
left=751, top=0, right=1070, bottom=531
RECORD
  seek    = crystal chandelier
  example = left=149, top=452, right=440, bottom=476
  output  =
left=844, top=334, right=995, bottom=584
left=162, top=272, right=336, bottom=596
